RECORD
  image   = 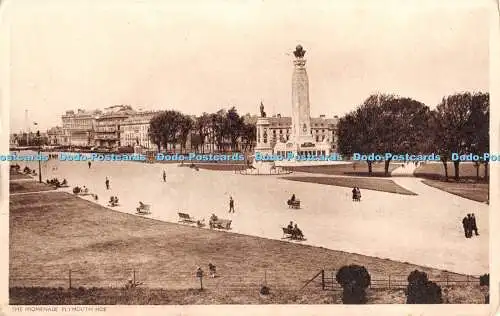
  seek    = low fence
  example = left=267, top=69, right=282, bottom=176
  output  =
left=10, top=268, right=481, bottom=293
left=307, top=270, right=481, bottom=291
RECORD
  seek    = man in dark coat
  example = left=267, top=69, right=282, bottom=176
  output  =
left=466, top=214, right=474, bottom=238
left=471, top=213, right=479, bottom=236
left=462, top=215, right=469, bottom=238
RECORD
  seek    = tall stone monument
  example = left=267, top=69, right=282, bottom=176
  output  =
left=273, top=45, right=331, bottom=160
left=291, top=44, right=313, bottom=144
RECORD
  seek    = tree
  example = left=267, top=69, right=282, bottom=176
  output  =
left=337, top=95, right=387, bottom=175
left=240, top=122, right=256, bottom=152
left=376, top=96, right=431, bottom=176
left=226, top=107, right=244, bottom=152
left=434, top=92, right=489, bottom=181
left=149, top=112, right=167, bottom=151
left=178, top=115, right=193, bottom=153
left=195, top=113, right=210, bottom=153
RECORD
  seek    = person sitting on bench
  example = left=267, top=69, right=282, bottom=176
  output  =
left=290, top=194, right=296, bottom=202
left=114, top=196, right=119, bottom=205
left=61, top=179, right=67, bottom=186
left=293, top=224, right=303, bottom=239
left=210, top=213, right=218, bottom=222
left=287, top=221, right=294, bottom=231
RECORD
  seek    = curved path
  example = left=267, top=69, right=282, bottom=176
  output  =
left=20, top=156, right=488, bottom=276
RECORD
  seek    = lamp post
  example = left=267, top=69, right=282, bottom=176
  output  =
left=36, top=130, right=42, bottom=183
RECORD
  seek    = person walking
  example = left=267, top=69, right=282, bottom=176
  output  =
left=105, top=177, right=110, bottom=190
left=163, top=170, right=166, bottom=182
left=88, top=161, right=91, bottom=168
left=462, top=215, right=469, bottom=238
left=471, top=213, right=479, bottom=236
left=229, top=196, right=235, bottom=213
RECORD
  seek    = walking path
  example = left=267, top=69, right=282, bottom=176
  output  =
left=390, top=162, right=418, bottom=176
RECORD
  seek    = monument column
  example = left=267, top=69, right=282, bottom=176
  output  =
left=291, top=45, right=312, bottom=144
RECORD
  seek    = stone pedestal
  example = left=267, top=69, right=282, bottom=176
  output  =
left=254, top=117, right=272, bottom=155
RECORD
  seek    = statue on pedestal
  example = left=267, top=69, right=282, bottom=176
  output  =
left=260, top=101, right=266, bottom=117
left=294, top=45, right=306, bottom=58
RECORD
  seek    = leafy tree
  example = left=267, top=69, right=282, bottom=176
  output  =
left=178, top=115, right=193, bottom=153
left=226, top=107, right=244, bottom=152
left=376, top=96, right=431, bottom=176
left=434, top=92, right=489, bottom=181
left=195, top=113, right=210, bottom=153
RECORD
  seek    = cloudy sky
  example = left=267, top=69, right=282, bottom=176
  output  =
left=5, top=0, right=491, bottom=131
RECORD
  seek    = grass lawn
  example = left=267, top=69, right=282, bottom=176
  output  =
left=414, top=162, right=488, bottom=181
left=9, top=173, right=32, bottom=180
left=286, top=162, right=400, bottom=177
left=10, top=180, right=55, bottom=194
left=414, top=163, right=489, bottom=202
left=281, top=176, right=417, bottom=195
left=421, top=180, right=489, bottom=204
left=10, top=190, right=483, bottom=304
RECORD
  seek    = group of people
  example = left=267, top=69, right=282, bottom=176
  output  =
left=108, top=196, right=119, bottom=207
left=351, top=187, right=361, bottom=201
left=286, top=221, right=304, bottom=239
left=462, top=213, right=479, bottom=238
left=46, top=177, right=67, bottom=188
left=195, top=263, right=217, bottom=279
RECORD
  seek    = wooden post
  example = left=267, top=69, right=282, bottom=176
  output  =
left=446, top=275, right=449, bottom=287
left=133, top=270, right=136, bottom=286
left=264, top=270, right=267, bottom=286
left=200, top=274, right=203, bottom=290
left=69, top=270, right=72, bottom=289
left=388, top=275, right=391, bottom=289
left=321, top=270, right=325, bottom=290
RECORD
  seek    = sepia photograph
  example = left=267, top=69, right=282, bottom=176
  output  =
left=0, top=0, right=496, bottom=314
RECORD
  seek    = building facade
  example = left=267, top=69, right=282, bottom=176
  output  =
left=245, top=114, right=338, bottom=152
left=61, top=109, right=98, bottom=146
left=47, top=126, right=64, bottom=146
left=94, top=105, right=135, bottom=150
left=120, top=110, right=160, bottom=149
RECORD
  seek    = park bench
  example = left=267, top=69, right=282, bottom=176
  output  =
left=287, top=199, right=301, bottom=209
left=209, top=218, right=232, bottom=230
left=282, top=227, right=305, bottom=240
left=178, top=212, right=196, bottom=223
left=136, top=203, right=151, bottom=215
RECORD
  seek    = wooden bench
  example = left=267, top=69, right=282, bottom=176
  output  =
left=136, top=203, right=151, bottom=215
left=178, top=212, right=196, bottom=223
left=288, top=200, right=301, bottom=209
left=282, top=227, right=304, bottom=240
left=209, top=219, right=232, bottom=230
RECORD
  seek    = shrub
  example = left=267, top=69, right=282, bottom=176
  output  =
left=335, top=265, right=371, bottom=304
left=406, top=270, right=443, bottom=304
left=480, top=274, right=489, bottom=287
left=260, top=285, right=270, bottom=295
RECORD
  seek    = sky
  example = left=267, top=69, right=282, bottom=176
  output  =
left=4, top=0, right=491, bottom=132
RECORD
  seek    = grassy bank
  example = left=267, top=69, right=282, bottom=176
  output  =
left=282, top=176, right=417, bottom=195
left=286, top=162, right=400, bottom=177
left=9, top=181, right=481, bottom=304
